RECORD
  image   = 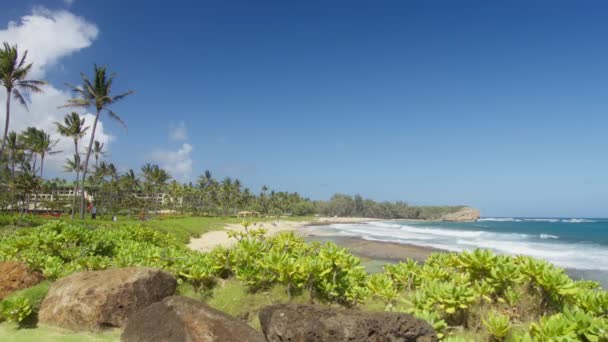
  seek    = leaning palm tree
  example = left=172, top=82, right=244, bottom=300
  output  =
left=0, top=43, right=46, bottom=159
left=63, top=65, right=133, bottom=219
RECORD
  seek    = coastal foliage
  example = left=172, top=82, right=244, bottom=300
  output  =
left=0, top=296, right=32, bottom=325
left=1, top=221, right=607, bottom=341
left=317, top=193, right=465, bottom=220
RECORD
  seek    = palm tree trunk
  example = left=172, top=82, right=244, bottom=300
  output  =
left=80, top=108, right=100, bottom=219
left=0, top=89, right=10, bottom=159
left=71, top=138, right=79, bottom=220
left=72, top=169, right=79, bottom=219
left=40, top=154, right=45, bottom=178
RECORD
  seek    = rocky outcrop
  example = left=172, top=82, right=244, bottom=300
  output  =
left=440, top=207, right=480, bottom=222
left=0, top=261, right=44, bottom=300
left=122, top=296, right=265, bottom=342
left=259, top=304, right=438, bottom=342
left=39, top=267, right=176, bottom=331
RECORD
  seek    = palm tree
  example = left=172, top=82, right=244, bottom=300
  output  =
left=0, top=43, right=46, bottom=159
left=13, top=162, right=41, bottom=215
left=55, top=112, right=88, bottom=162
left=92, top=140, right=105, bottom=167
left=219, top=177, right=234, bottom=216
left=6, top=131, right=21, bottom=177
left=63, top=154, right=83, bottom=219
left=20, top=127, right=41, bottom=171
left=63, top=64, right=133, bottom=219
left=141, top=163, right=171, bottom=215
left=36, top=130, right=60, bottom=179
left=21, top=127, right=59, bottom=179
left=197, top=170, right=213, bottom=188
left=55, top=112, right=88, bottom=218
left=120, top=169, right=140, bottom=192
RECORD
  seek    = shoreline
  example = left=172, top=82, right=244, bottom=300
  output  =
left=188, top=218, right=608, bottom=286
left=187, top=217, right=378, bottom=252
left=305, top=235, right=443, bottom=263
left=188, top=217, right=444, bottom=264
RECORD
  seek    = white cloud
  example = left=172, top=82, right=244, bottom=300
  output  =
left=149, top=143, right=194, bottom=181
left=169, top=121, right=188, bottom=141
left=0, top=8, right=109, bottom=176
left=0, top=8, right=98, bottom=78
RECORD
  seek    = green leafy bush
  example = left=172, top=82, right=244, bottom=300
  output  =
left=0, top=296, right=32, bottom=325
left=482, top=311, right=511, bottom=341
left=2, top=222, right=608, bottom=341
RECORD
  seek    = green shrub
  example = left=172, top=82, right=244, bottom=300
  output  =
left=482, top=311, right=511, bottom=341
left=0, top=297, right=33, bottom=325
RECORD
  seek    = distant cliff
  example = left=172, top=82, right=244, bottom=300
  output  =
left=439, top=207, right=480, bottom=222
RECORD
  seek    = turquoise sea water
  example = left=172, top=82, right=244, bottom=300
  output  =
left=309, top=218, right=608, bottom=286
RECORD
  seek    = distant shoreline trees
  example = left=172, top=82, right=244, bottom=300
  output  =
left=0, top=41, right=463, bottom=220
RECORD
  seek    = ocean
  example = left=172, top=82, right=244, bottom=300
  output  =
left=306, top=218, right=608, bottom=287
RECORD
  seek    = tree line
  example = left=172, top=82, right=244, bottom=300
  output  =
left=0, top=42, right=462, bottom=220
left=316, top=194, right=465, bottom=220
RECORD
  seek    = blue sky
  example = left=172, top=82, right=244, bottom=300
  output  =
left=2, top=0, right=608, bottom=217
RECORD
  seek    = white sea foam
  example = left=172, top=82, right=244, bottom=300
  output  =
left=479, top=217, right=596, bottom=223
left=478, top=218, right=521, bottom=222
left=524, top=218, right=560, bottom=223
left=562, top=218, right=595, bottom=223
left=308, top=221, right=608, bottom=271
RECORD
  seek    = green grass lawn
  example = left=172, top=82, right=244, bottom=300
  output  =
left=0, top=325, right=120, bottom=342
left=1, top=214, right=315, bottom=243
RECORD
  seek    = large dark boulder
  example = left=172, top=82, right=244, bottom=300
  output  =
left=122, top=296, right=265, bottom=342
left=39, top=267, right=176, bottom=331
left=259, top=304, right=438, bottom=342
left=0, top=261, right=44, bottom=300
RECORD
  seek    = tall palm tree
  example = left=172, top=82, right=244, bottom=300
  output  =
left=120, top=169, right=140, bottom=192
left=141, top=163, right=171, bottom=215
left=6, top=131, right=21, bottom=177
left=197, top=170, right=213, bottom=188
left=63, top=64, right=133, bottom=219
left=21, top=127, right=59, bottom=179
left=63, top=153, right=83, bottom=219
left=55, top=112, right=88, bottom=218
left=92, top=140, right=105, bottom=167
left=20, top=127, right=41, bottom=171
left=55, top=112, right=88, bottom=161
left=0, top=43, right=46, bottom=159
left=36, top=130, right=60, bottom=179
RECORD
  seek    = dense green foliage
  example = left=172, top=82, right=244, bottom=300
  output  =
left=317, top=193, right=465, bottom=219
left=1, top=221, right=606, bottom=340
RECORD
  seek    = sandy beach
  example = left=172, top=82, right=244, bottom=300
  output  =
left=187, top=217, right=379, bottom=252
left=187, top=217, right=442, bottom=266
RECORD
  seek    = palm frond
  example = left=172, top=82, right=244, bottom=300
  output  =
left=60, top=98, right=91, bottom=108
left=12, top=88, right=28, bottom=110
left=107, top=109, right=127, bottom=129
left=111, top=90, right=134, bottom=103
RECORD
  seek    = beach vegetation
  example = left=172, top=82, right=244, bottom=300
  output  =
left=482, top=311, right=512, bottom=341
left=1, top=221, right=607, bottom=340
